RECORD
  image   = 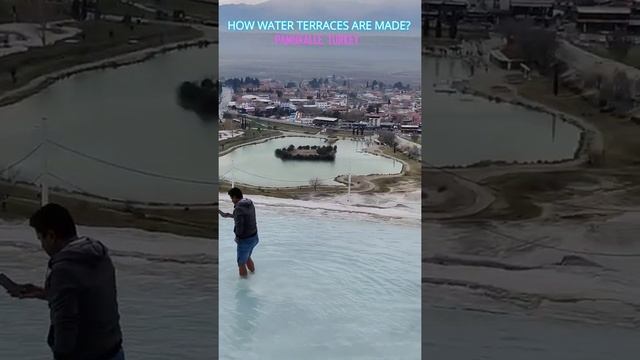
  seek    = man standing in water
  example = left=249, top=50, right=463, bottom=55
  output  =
left=219, top=187, right=259, bottom=278
left=7, top=203, right=124, bottom=360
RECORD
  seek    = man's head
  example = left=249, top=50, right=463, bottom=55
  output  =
left=228, top=187, right=243, bottom=205
left=29, top=203, right=78, bottom=256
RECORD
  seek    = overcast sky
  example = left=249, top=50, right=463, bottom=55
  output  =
left=220, top=0, right=268, bottom=4
left=220, top=0, right=414, bottom=5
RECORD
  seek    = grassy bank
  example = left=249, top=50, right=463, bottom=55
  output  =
left=0, top=181, right=216, bottom=239
left=219, top=128, right=281, bottom=153
left=0, top=20, right=202, bottom=101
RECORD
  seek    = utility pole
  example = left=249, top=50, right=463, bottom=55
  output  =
left=553, top=62, right=559, bottom=96
left=231, top=159, right=235, bottom=188
left=347, top=173, right=351, bottom=203
left=41, top=117, right=49, bottom=206
left=39, top=0, right=47, bottom=46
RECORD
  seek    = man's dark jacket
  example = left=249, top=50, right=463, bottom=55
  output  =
left=45, top=237, right=122, bottom=360
left=233, top=198, right=258, bottom=240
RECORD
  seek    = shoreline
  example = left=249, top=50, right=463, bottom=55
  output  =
left=219, top=131, right=415, bottom=195
left=455, top=83, right=602, bottom=168
left=0, top=179, right=216, bottom=239
left=0, top=22, right=218, bottom=236
left=218, top=192, right=421, bottom=225
left=0, top=37, right=214, bottom=108
left=422, top=55, right=606, bottom=220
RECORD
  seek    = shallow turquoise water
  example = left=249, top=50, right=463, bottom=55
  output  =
left=219, top=201, right=421, bottom=359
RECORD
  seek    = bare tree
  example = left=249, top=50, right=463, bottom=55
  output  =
left=309, top=177, right=321, bottom=191
left=496, top=18, right=557, bottom=72
left=612, top=70, right=632, bottom=102
left=378, top=130, right=397, bottom=148
left=408, top=146, right=421, bottom=160
left=583, top=71, right=603, bottom=90
left=38, top=0, right=47, bottom=46
left=634, top=78, right=640, bottom=98
left=609, top=28, right=631, bottom=61
left=598, top=77, right=615, bottom=106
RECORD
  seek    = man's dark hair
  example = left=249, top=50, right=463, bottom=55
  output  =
left=29, top=203, right=78, bottom=239
left=228, top=187, right=243, bottom=199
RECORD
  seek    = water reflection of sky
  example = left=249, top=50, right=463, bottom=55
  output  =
left=422, top=57, right=581, bottom=166
left=0, top=47, right=218, bottom=203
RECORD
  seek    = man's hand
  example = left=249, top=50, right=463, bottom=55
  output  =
left=9, top=284, right=46, bottom=300
left=218, top=209, right=233, bottom=218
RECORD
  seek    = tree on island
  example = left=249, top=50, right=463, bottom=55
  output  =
left=177, top=79, right=218, bottom=120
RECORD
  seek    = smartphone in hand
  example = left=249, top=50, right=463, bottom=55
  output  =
left=0, top=273, right=20, bottom=295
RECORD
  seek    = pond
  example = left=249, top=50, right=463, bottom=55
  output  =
left=422, top=56, right=582, bottom=166
left=219, top=136, right=403, bottom=187
left=218, top=199, right=421, bottom=360
left=0, top=46, right=218, bottom=204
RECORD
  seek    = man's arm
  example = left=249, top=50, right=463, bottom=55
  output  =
left=5, top=282, right=46, bottom=300
left=218, top=209, right=233, bottom=218
left=48, top=267, right=80, bottom=359
left=18, top=284, right=46, bottom=300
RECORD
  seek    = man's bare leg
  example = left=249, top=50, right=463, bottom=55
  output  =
left=238, top=264, right=248, bottom=278
left=246, top=257, right=255, bottom=273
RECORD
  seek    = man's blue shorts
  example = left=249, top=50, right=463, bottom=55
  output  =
left=236, top=233, right=259, bottom=266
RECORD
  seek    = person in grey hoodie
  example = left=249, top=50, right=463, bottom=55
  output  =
left=219, top=187, right=259, bottom=278
left=8, top=203, right=124, bottom=360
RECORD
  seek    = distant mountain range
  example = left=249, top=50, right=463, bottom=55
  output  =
left=220, top=0, right=420, bottom=35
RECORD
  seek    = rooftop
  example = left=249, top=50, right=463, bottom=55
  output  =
left=576, top=6, right=631, bottom=15
left=314, top=116, right=339, bottom=122
left=511, top=0, right=555, bottom=6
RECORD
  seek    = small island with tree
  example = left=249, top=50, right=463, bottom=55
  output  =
left=275, top=144, right=337, bottom=161
left=177, top=78, right=218, bottom=120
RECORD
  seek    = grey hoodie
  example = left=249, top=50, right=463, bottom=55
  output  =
left=45, top=237, right=122, bottom=360
left=233, top=198, right=258, bottom=240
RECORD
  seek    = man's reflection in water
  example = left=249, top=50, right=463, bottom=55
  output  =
left=231, top=281, right=260, bottom=344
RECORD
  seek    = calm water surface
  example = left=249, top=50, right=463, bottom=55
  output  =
left=0, top=46, right=218, bottom=203
left=219, top=136, right=403, bottom=187
left=422, top=56, right=581, bottom=166
left=219, top=201, right=421, bottom=360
